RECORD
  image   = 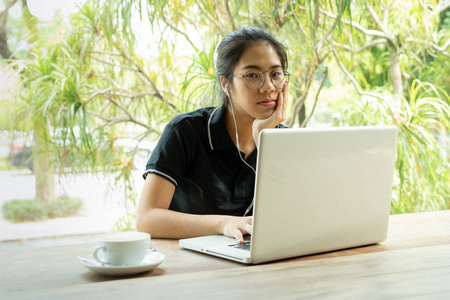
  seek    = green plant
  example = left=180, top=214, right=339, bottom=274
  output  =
left=112, top=212, right=136, bottom=232
left=2, top=200, right=48, bottom=222
left=0, top=157, right=9, bottom=170
left=336, top=80, right=450, bottom=214
left=1, top=196, right=83, bottom=222
left=45, top=196, right=83, bottom=218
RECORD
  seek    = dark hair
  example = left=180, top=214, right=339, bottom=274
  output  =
left=216, top=26, right=288, bottom=105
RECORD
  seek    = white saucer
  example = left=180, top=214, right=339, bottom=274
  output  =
left=79, top=250, right=165, bottom=276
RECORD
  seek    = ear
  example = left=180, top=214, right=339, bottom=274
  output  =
left=220, top=76, right=230, bottom=96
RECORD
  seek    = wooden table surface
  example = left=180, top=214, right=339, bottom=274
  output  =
left=1, top=210, right=450, bottom=299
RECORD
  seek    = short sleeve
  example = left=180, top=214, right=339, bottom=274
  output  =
left=142, top=119, right=194, bottom=186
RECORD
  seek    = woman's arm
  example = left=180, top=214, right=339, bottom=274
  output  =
left=135, top=173, right=252, bottom=243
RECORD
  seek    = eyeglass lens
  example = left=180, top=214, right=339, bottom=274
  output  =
left=245, top=70, right=288, bottom=90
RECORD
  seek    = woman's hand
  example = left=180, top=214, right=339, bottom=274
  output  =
left=220, top=216, right=253, bottom=244
left=252, top=83, right=289, bottom=147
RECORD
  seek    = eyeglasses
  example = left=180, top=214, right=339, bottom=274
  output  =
left=231, top=69, right=290, bottom=90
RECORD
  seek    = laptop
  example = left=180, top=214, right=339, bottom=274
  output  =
left=179, top=126, right=398, bottom=264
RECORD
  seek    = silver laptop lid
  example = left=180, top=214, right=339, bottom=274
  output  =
left=250, top=126, right=398, bottom=264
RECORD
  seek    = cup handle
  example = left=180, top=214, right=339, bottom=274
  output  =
left=92, top=246, right=109, bottom=265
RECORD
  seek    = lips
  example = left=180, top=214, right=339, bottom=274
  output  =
left=258, top=99, right=277, bottom=108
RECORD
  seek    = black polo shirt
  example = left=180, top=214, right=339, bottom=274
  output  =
left=143, top=104, right=285, bottom=216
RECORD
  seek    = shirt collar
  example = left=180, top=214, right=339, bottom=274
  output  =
left=207, top=104, right=237, bottom=152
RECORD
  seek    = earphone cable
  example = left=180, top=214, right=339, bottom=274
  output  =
left=228, top=95, right=256, bottom=217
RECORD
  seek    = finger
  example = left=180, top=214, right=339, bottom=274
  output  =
left=237, top=222, right=253, bottom=235
left=284, top=85, right=289, bottom=105
left=283, top=81, right=289, bottom=101
left=282, top=91, right=288, bottom=120
left=276, top=92, right=285, bottom=121
left=280, top=92, right=286, bottom=111
left=242, top=223, right=253, bottom=235
left=273, top=91, right=283, bottom=115
left=234, top=230, right=244, bottom=244
left=279, top=85, right=288, bottom=120
left=283, top=80, right=289, bottom=93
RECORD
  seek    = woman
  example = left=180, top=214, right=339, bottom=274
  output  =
left=136, top=26, right=289, bottom=243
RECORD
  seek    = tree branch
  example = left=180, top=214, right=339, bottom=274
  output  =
left=275, top=0, right=289, bottom=27
left=85, top=86, right=112, bottom=103
left=405, top=37, right=450, bottom=59
left=285, top=67, right=314, bottom=127
left=104, top=93, right=133, bottom=119
left=330, top=47, right=400, bottom=116
left=285, top=91, right=308, bottom=127
left=162, top=16, right=197, bottom=49
left=87, top=86, right=181, bottom=103
left=88, top=111, right=129, bottom=126
left=87, top=100, right=152, bottom=130
left=88, top=51, right=123, bottom=57
left=301, top=68, right=328, bottom=127
left=295, top=5, right=390, bottom=39
left=85, top=82, right=180, bottom=130
left=331, top=38, right=387, bottom=53
left=90, top=75, right=128, bottom=93
left=366, top=1, right=391, bottom=36
left=293, top=14, right=320, bottom=65
left=90, top=55, right=139, bottom=72
left=224, top=0, right=235, bottom=30
left=112, top=35, right=177, bottom=110
left=318, top=17, right=338, bottom=50
left=197, top=4, right=225, bottom=36
left=0, top=0, right=18, bottom=59
left=312, top=0, right=322, bottom=58
left=443, top=40, right=450, bottom=51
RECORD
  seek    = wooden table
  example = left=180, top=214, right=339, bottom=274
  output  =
left=1, top=211, right=450, bottom=299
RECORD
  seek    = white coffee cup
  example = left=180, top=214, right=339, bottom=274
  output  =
left=92, top=232, right=150, bottom=266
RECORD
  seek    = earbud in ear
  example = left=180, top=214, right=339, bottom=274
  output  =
left=225, top=84, right=229, bottom=97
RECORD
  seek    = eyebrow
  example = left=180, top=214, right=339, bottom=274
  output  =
left=242, top=64, right=283, bottom=70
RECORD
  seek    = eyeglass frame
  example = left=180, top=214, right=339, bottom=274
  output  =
left=229, top=69, right=290, bottom=90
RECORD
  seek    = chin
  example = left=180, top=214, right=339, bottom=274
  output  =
left=254, top=110, right=275, bottom=120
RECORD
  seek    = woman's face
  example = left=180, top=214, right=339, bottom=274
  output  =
left=228, top=42, right=284, bottom=121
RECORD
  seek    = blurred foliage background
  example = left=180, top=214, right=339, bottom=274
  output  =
left=0, top=0, right=449, bottom=217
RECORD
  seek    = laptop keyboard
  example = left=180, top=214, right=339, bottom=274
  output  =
left=228, top=241, right=251, bottom=251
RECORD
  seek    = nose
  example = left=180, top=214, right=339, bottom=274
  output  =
left=259, top=71, right=276, bottom=93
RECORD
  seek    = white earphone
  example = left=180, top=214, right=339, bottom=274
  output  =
left=223, top=82, right=256, bottom=216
